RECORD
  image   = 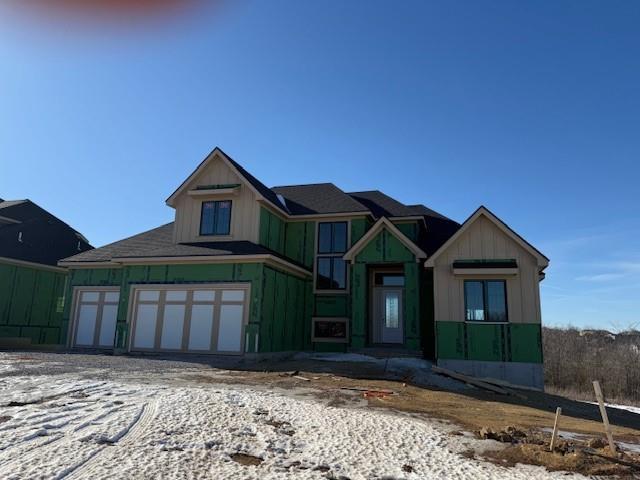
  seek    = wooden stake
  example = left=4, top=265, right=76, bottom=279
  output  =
left=593, top=380, right=616, bottom=453
left=550, top=407, right=562, bottom=452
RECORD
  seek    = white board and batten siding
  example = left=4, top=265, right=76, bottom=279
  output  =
left=432, top=215, right=542, bottom=324
left=172, top=154, right=262, bottom=244
left=128, top=284, right=250, bottom=355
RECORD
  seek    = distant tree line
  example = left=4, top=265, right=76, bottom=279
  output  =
left=543, top=326, right=640, bottom=405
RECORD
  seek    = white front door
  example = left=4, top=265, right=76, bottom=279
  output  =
left=73, top=289, right=120, bottom=348
left=373, top=287, right=404, bottom=344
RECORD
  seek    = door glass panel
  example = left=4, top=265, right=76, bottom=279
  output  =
left=217, top=304, right=244, bottom=352
left=134, top=304, right=158, bottom=348
left=81, top=291, right=99, bottom=302
left=193, top=290, right=215, bottom=302
left=384, top=293, right=399, bottom=329
left=98, top=305, right=118, bottom=346
left=188, top=304, right=214, bottom=350
left=166, top=290, right=187, bottom=302
left=222, top=290, right=244, bottom=302
left=76, top=304, right=98, bottom=345
left=138, top=290, right=160, bottom=302
left=104, top=292, right=120, bottom=303
left=160, top=305, right=185, bottom=349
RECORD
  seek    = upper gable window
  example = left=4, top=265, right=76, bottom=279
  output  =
left=200, top=200, right=232, bottom=236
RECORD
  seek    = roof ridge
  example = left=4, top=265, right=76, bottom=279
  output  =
left=272, top=182, right=336, bottom=189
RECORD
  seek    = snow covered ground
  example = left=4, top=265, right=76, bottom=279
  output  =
left=0, top=352, right=586, bottom=479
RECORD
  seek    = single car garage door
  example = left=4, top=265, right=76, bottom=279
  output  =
left=72, top=288, right=120, bottom=348
left=129, top=284, right=250, bottom=355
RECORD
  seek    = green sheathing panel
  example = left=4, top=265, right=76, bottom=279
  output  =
left=355, top=229, right=415, bottom=264
left=403, top=262, right=421, bottom=351
left=259, top=266, right=312, bottom=353
left=259, top=207, right=286, bottom=256
left=510, top=323, right=543, bottom=363
left=393, top=221, right=418, bottom=243
left=436, top=321, right=542, bottom=363
left=0, top=262, right=68, bottom=345
left=421, top=269, right=436, bottom=360
left=283, top=221, right=315, bottom=269
left=350, top=218, right=370, bottom=245
left=63, top=264, right=265, bottom=349
left=350, top=263, right=367, bottom=348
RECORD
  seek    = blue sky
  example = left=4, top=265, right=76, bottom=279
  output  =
left=0, top=1, right=638, bottom=330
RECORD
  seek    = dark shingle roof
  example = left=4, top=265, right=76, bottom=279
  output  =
left=61, top=222, right=309, bottom=270
left=271, top=184, right=369, bottom=215
left=220, top=148, right=289, bottom=215
left=0, top=199, right=93, bottom=266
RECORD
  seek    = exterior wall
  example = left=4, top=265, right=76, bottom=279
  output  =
left=173, top=154, right=261, bottom=243
left=258, top=266, right=313, bottom=353
left=432, top=214, right=543, bottom=368
left=63, top=263, right=264, bottom=350
left=0, top=261, right=68, bottom=345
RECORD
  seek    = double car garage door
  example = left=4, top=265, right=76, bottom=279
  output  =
left=72, top=284, right=249, bottom=355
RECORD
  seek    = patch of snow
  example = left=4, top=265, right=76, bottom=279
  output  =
left=0, top=373, right=584, bottom=479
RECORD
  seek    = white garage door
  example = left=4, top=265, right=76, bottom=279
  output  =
left=73, top=288, right=120, bottom=348
left=129, top=285, right=249, bottom=355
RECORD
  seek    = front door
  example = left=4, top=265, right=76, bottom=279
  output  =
left=373, top=287, right=403, bottom=344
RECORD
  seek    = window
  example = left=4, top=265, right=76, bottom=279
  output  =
left=316, top=222, right=348, bottom=290
left=374, top=273, right=405, bottom=286
left=464, top=280, right=507, bottom=322
left=200, top=200, right=232, bottom=236
left=312, top=317, right=348, bottom=343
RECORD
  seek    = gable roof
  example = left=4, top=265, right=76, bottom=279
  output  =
left=271, top=184, right=369, bottom=215
left=165, top=147, right=289, bottom=214
left=0, top=199, right=93, bottom=267
left=343, top=217, right=427, bottom=262
left=424, top=206, right=549, bottom=269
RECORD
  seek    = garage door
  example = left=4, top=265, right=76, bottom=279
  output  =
left=73, top=288, right=120, bottom=348
left=129, top=285, right=249, bottom=355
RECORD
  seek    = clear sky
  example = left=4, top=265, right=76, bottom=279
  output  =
left=1, top=1, right=638, bottom=330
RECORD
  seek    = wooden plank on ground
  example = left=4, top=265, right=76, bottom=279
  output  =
left=593, top=380, right=616, bottom=453
left=431, top=366, right=509, bottom=395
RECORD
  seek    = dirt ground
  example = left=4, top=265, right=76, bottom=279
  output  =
left=4, top=351, right=640, bottom=477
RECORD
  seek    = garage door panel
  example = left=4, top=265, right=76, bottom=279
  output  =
left=130, top=285, right=247, bottom=355
left=217, top=304, right=244, bottom=352
left=188, top=304, right=214, bottom=351
left=98, top=305, right=118, bottom=347
left=76, top=304, right=98, bottom=346
left=160, top=304, right=185, bottom=350
left=134, top=304, right=158, bottom=349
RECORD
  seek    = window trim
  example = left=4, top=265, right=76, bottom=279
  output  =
left=199, top=199, right=233, bottom=237
left=313, top=220, right=351, bottom=294
left=463, top=279, right=508, bottom=323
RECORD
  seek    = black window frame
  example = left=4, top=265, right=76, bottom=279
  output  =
left=463, top=279, right=508, bottom=323
left=316, top=221, right=348, bottom=291
left=199, top=200, right=232, bottom=236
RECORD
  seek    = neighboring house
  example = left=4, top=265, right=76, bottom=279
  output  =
left=0, top=199, right=93, bottom=346
left=59, top=148, right=549, bottom=388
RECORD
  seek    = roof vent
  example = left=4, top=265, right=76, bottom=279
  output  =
left=18, top=231, right=23, bottom=243
left=77, top=240, right=82, bottom=251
